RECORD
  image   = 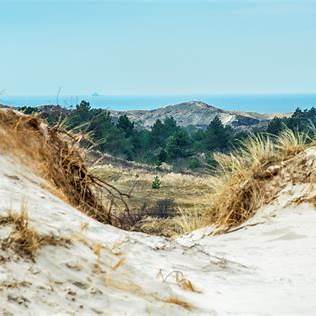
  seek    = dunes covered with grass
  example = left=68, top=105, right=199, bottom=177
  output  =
left=1, top=108, right=315, bottom=237
left=1, top=109, right=316, bottom=314
left=209, top=129, right=312, bottom=230
left=92, top=127, right=315, bottom=236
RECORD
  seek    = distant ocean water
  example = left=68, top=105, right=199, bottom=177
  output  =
left=1, top=94, right=316, bottom=114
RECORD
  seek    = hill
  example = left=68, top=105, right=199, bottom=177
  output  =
left=110, top=101, right=285, bottom=129
left=6, top=101, right=282, bottom=130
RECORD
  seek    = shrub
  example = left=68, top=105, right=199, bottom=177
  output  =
left=188, top=158, right=201, bottom=170
left=150, top=199, right=177, bottom=218
left=152, top=176, right=161, bottom=189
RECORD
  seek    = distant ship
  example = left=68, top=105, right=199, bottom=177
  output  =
left=91, top=92, right=101, bottom=97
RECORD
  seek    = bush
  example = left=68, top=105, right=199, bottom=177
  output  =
left=188, top=158, right=201, bottom=170
left=152, top=176, right=161, bottom=189
left=150, top=199, right=177, bottom=218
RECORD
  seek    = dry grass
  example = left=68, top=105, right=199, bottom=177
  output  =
left=92, top=242, right=103, bottom=261
left=91, top=165, right=212, bottom=236
left=175, top=208, right=205, bottom=234
left=74, top=125, right=316, bottom=237
left=209, top=129, right=310, bottom=231
left=91, top=165, right=212, bottom=210
left=276, top=128, right=310, bottom=156
left=134, top=217, right=176, bottom=236
left=90, top=129, right=312, bottom=235
left=0, top=109, right=129, bottom=225
left=158, top=270, right=200, bottom=293
left=1, top=108, right=312, bottom=237
left=162, top=297, right=193, bottom=310
left=111, top=258, right=125, bottom=270
left=0, top=203, right=70, bottom=260
left=0, top=109, right=209, bottom=236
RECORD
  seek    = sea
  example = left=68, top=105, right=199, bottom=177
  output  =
left=1, top=94, right=316, bottom=114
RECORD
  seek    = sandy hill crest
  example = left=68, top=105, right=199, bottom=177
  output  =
left=110, top=101, right=275, bottom=129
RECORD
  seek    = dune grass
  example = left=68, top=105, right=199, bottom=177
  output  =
left=1, top=109, right=313, bottom=236
left=209, top=129, right=311, bottom=231
left=0, top=109, right=131, bottom=226
left=91, top=128, right=313, bottom=235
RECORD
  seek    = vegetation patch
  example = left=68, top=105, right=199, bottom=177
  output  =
left=210, top=129, right=312, bottom=231
left=162, top=297, right=193, bottom=310
left=0, top=109, right=130, bottom=226
left=91, top=165, right=212, bottom=236
left=2, top=108, right=315, bottom=238
left=18, top=102, right=245, bottom=172
left=0, top=205, right=71, bottom=261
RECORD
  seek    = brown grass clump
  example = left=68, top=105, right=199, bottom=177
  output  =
left=111, top=258, right=125, bottom=270
left=162, top=297, right=193, bottom=310
left=0, top=204, right=70, bottom=260
left=158, top=270, right=200, bottom=293
left=0, top=109, right=129, bottom=225
left=209, top=129, right=310, bottom=231
left=175, top=208, right=205, bottom=234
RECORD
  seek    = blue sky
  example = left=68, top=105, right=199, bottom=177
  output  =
left=0, top=0, right=315, bottom=95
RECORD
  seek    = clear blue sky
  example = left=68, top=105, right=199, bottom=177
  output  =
left=1, top=0, right=315, bottom=95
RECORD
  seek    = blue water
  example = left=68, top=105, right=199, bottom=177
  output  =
left=1, top=94, right=316, bottom=113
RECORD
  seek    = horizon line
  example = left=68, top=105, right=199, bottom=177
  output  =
left=2, top=91, right=316, bottom=97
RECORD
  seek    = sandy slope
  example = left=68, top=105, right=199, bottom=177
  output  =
left=1, top=153, right=316, bottom=315
left=109, top=101, right=271, bottom=129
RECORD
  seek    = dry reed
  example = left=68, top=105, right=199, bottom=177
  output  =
left=209, top=129, right=310, bottom=230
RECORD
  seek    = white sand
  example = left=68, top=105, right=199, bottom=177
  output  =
left=1, top=153, right=316, bottom=315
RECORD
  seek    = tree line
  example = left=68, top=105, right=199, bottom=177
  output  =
left=267, top=107, right=316, bottom=136
left=19, top=101, right=316, bottom=171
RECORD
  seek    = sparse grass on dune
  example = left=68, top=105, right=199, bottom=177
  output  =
left=0, top=109, right=130, bottom=226
left=276, top=128, right=311, bottom=156
left=0, top=202, right=70, bottom=260
left=0, top=110, right=103, bottom=214
left=91, top=128, right=314, bottom=235
left=175, top=208, right=205, bottom=234
left=209, top=129, right=312, bottom=231
left=1, top=108, right=314, bottom=237
left=1, top=109, right=208, bottom=236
